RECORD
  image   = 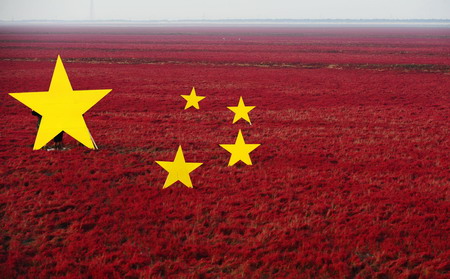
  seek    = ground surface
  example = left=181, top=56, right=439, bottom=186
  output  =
left=0, top=25, right=449, bottom=278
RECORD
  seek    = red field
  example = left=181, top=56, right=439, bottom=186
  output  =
left=1, top=25, right=449, bottom=278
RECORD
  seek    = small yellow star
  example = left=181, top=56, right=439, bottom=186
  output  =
left=181, top=87, right=205, bottom=109
left=219, top=129, right=260, bottom=166
left=227, top=96, right=255, bottom=124
left=9, top=55, right=111, bottom=150
left=156, top=146, right=203, bottom=188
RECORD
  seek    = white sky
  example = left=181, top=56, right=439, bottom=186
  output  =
left=0, top=0, right=448, bottom=21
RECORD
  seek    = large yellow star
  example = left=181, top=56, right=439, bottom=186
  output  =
left=156, top=146, right=203, bottom=188
left=9, top=55, right=111, bottom=150
left=181, top=87, right=205, bottom=109
left=227, top=96, right=255, bottom=124
left=219, top=129, right=260, bottom=166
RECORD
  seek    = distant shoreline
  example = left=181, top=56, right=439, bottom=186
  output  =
left=1, top=19, right=449, bottom=27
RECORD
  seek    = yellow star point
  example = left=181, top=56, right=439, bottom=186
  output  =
left=219, top=129, right=260, bottom=166
left=181, top=87, right=205, bottom=110
left=9, top=55, right=111, bottom=150
left=227, top=96, right=255, bottom=124
left=156, top=146, right=203, bottom=189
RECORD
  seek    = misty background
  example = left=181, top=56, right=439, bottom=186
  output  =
left=0, top=0, right=449, bottom=21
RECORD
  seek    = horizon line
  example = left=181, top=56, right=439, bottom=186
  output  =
left=1, top=18, right=450, bottom=22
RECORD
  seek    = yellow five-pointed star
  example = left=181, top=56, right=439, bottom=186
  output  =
left=156, top=146, right=203, bottom=188
left=227, top=96, right=255, bottom=124
left=181, top=87, right=205, bottom=109
left=9, top=55, right=111, bottom=150
left=220, top=129, right=260, bottom=166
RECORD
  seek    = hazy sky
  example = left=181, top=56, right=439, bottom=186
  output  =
left=0, top=0, right=448, bottom=21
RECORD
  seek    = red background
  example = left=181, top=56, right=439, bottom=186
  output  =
left=1, top=25, right=449, bottom=278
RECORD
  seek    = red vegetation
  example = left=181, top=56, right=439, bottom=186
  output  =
left=1, top=25, right=449, bottom=278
